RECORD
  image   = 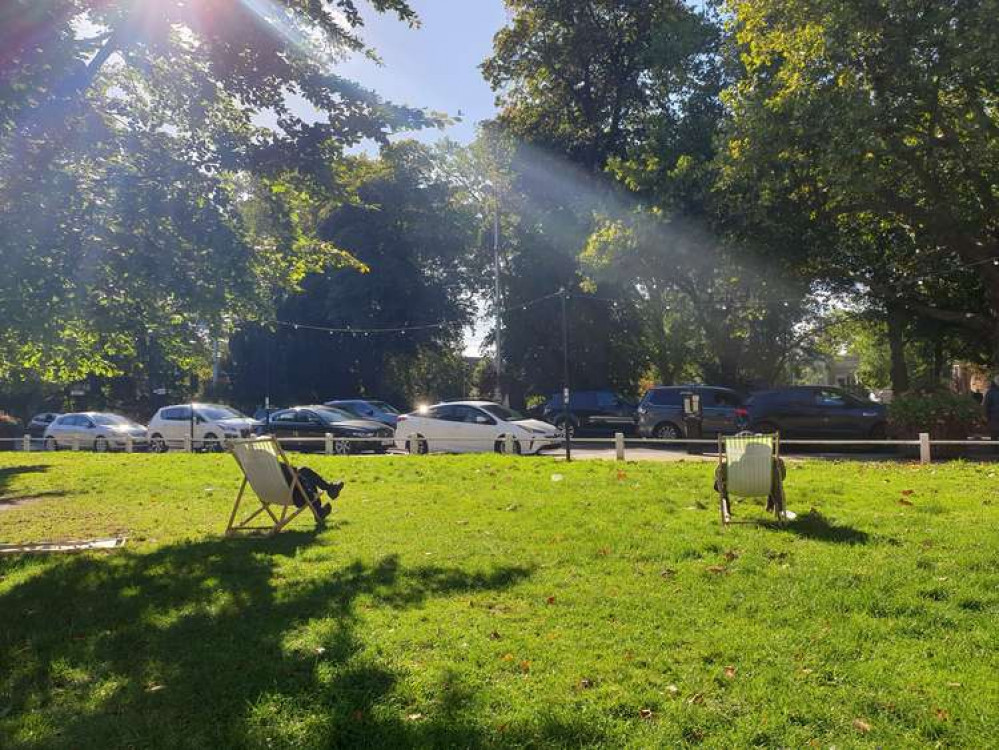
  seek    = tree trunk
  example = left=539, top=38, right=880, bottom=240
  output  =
left=886, top=304, right=910, bottom=395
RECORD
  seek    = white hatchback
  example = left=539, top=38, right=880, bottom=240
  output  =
left=147, top=403, right=259, bottom=452
left=395, top=401, right=561, bottom=455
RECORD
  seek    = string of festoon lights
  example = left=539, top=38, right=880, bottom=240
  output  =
left=273, top=291, right=566, bottom=337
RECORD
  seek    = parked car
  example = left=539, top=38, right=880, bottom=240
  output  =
left=746, top=386, right=888, bottom=438
left=147, top=403, right=259, bottom=452
left=637, top=385, right=748, bottom=439
left=257, top=405, right=395, bottom=454
left=540, top=390, right=637, bottom=437
left=396, top=401, right=561, bottom=455
left=27, top=412, right=61, bottom=439
left=44, top=412, right=147, bottom=452
left=325, top=399, right=402, bottom=428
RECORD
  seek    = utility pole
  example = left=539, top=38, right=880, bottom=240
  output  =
left=561, top=289, right=571, bottom=462
left=493, top=190, right=504, bottom=405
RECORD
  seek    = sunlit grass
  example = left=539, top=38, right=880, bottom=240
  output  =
left=1, top=453, right=997, bottom=747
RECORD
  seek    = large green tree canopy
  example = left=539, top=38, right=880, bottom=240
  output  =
left=720, top=0, right=999, bottom=359
left=0, top=0, right=435, bottom=383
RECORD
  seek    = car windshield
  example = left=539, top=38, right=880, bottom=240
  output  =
left=368, top=400, right=399, bottom=414
left=92, top=414, right=132, bottom=426
left=315, top=407, right=355, bottom=423
left=196, top=405, right=244, bottom=421
left=481, top=404, right=525, bottom=422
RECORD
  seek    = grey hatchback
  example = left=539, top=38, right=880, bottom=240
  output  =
left=637, top=385, right=748, bottom=439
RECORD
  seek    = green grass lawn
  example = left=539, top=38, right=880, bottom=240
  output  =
left=1, top=453, right=997, bottom=748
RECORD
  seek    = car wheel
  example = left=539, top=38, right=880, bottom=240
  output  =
left=45, top=436, right=58, bottom=452
left=202, top=433, right=222, bottom=452
left=407, top=435, right=428, bottom=455
left=94, top=436, right=109, bottom=453
left=653, top=422, right=681, bottom=440
left=334, top=438, right=352, bottom=456
left=555, top=419, right=576, bottom=440
left=756, top=422, right=779, bottom=435
left=494, top=437, right=522, bottom=455
left=150, top=434, right=168, bottom=453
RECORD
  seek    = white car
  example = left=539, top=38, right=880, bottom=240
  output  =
left=395, top=401, right=561, bottom=455
left=147, top=403, right=259, bottom=452
left=44, top=412, right=147, bottom=452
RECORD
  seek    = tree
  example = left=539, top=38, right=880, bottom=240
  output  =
left=720, top=0, right=999, bottom=359
left=226, top=142, right=479, bottom=408
left=0, top=0, right=436, bottom=384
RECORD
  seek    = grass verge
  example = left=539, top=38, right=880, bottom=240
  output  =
left=1, top=453, right=997, bottom=748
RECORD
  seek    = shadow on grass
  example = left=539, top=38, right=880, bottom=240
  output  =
left=0, top=465, right=49, bottom=497
left=0, top=534, right=574, bottom=748
left=759, top=509, right=869, bottom=545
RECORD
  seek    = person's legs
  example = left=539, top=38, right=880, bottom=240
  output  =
left=297, top=467, right=344, bottom=500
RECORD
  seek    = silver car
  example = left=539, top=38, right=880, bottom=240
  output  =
left=44, top=412, right=148, bottom=452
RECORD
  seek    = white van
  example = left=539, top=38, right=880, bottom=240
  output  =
left=147, top=403, right=259, bottom=452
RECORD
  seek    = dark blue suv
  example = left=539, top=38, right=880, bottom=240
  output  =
left=540, top=390, right=637, bottom=437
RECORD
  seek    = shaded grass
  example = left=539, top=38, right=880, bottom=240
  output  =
left=1, top=453, right=997, bottom=748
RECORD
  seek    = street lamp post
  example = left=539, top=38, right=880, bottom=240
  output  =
left=561, top=289, right=571, bottom=462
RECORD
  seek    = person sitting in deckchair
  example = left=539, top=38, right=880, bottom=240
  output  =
left=281, top=464, right=344, bottom=521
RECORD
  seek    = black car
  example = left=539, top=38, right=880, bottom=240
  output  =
left=27, top=412, right=60, bottom=439
left=747, top=386, right=888, bottom=438
left=540, top=390, right=637, bottom=437
left=637, top=385, right=747, bottom=439
left=256, top=405, right=395, bottom=454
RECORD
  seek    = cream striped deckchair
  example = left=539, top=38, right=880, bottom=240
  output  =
left=714, top=432, right=788, bottom=525
left=226, top=436, right=322, bottom=536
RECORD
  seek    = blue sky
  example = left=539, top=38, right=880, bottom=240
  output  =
left=339, top=0, right=509, bottom=148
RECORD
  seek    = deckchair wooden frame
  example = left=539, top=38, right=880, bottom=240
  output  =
left=716, top=432, right=787, bottom=526
left=225, top=436, right=322, bottom=537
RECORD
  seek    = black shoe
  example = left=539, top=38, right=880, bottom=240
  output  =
left=326, top=481, right=345, bottom=501
left=317, top=503, right=332, bottom=521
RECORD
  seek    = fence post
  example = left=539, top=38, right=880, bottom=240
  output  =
left=615, top=432, right=625, bottom=461
left=919, top=432, right=931, bottom=465
left=325, top=433, right=334, bottom=456
left=505, top=433, right=515, bottom=454
left=183, top=434, right=192, bottom=453
left=22, top=434, right=30, bottom=452
left=72, top=436, right=80, bottom=452
left=125, top=434, right=133, bottom=454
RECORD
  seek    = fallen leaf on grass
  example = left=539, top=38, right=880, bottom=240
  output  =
left=899, top=498, right=914, bottom=506
left=852, top=718, right=871, bottom=733
left=687, top=693, right=705, bottom=705
left=501, top=653, right=514, bottom=662
left=406, top=713, right=424, bottom=722
left=901, top=489, right=915, bottom=496
left=579, top=678, right=593, bottom=689
left=723, top=550, right=739, bottom=562
left=723, top=666, right=737, bottom=679
left=706, top=565, right=727, bottom=575
left=546, top=596, right=556, bottom=605
left=519, top=660, right=531, bottom=674
left=616, top=470, right=627, bottom=481
left=935, top=708, right=949, bottom=721
left=660, top=568, right=677, bottom=579
left=665, top=684, right=679, bottom=696
left=597, top=547, right=611, bottom=556
left=639, top=708, right=654, bottom=720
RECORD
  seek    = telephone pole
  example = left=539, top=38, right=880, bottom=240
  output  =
left=493, top=189, right=504, bottom=405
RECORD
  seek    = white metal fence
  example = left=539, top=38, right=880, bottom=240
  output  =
left=3, top=431, right=996, bottom=464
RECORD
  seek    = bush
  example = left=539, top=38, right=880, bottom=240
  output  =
left=0, top=411, right=22, bottom=452
left=888, top=392, right=984, bottom=441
